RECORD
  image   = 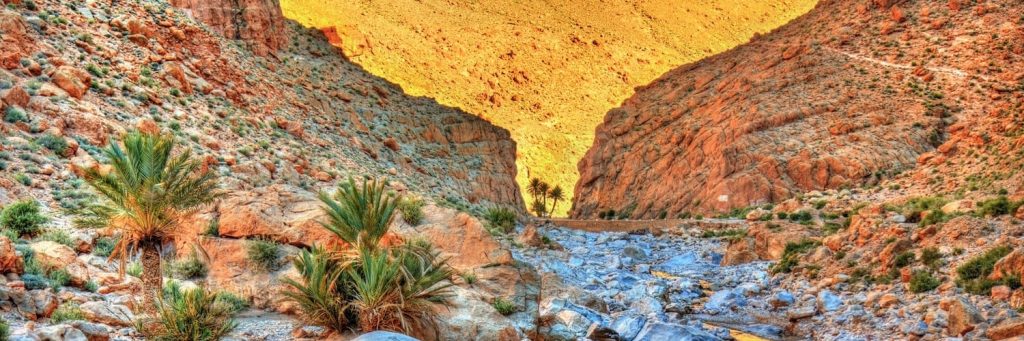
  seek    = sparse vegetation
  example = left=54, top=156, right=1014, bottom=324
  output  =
left=35, top=134, right=67, bottom=155
left=975, top=196, right=1022, bottom=217
left=770, top=239, right=820, bottom=274
left=956, top=246, right=1014, bottom=295
left=484, top=206, right=517, bottom=233
left=172, top=252, right=209, bottom=279
left=50, top=302, right=85, bottom=323
left=700, top=228, right=747, bottom=241
left=397, top=197, right=425, bottom=225
left=246, top=238, right=280, bottom=271
left=909, top=270, right=940, bottom=293
left=492, top=297, right=516, bottom=315
left=138, top=284, right=238, bottom=341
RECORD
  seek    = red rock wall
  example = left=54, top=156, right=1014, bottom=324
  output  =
left=572, top=0, right=1024, bottom=218
left=170, top=0, right=287, bottom=56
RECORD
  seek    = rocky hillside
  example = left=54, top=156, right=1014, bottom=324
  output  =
left=280, top=0, right=818, bottom=215
left=0, top=0, right=524, bottom=210
left=573, top=0, right=1024, bottom=218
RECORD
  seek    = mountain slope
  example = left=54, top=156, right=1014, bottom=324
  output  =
left=573, top=0, right=1024, bottom=218
left=0, top=0, right=523, bottom=211
left=279, top=0, right=818, bottom=215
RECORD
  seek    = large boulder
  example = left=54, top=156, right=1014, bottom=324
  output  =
left=51, top=66, right=91, bottom=99
left=200, top=185, right=340, bottom=247
left=80, top=301, right=135, bottom=327
left=990, top=249, right=1024, bottom=281
left=180, top=237, right=301, bottom=312
left=0, top=236, right=24, bottom=273
left=29, top=241, right=77, bottom=268
left=942, top=296, right=983, bottom=336
left=0, top=10, right=34, bottom=69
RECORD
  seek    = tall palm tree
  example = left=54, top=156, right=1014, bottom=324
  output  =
left=80, top=131, right=221, bottom=311
left=547, top=185, right=565, bottom=217
left=527, top=178, right=543, bottom=202
left=319, top=177, right=398, bottom=250
left=538, top=181, right=550, bottom=208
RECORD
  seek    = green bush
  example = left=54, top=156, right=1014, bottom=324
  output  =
left=0, top=200, right=48, bottom=237
left=127, top=261, right=143, bottom=277
left=888, top=196, right=947, bottom=223
left=38, top=229, right=73, bottom=247
left=246, top=239, right=279, bottom=271
left=4, top=106, right=28, bottom=123
left=172, top=252, right=208, bottom=279
left=957, top=246, right=1014, bottom=295
left=48, top=269, right=71, bottom=289
left=909, top=270, right=940, bottom=293
left=84, top=280, right=99, bottom=293
left=397, top=197, right=425, bottom=226
left=50, top=302, right=85, bottom=323
left=894, top=251, right=916, bottom=268
left=484, top=207, right=517, bottom=233
left=214, top=292, right=250, bottom=313
left=21, top=273, right=49, bottom=290
left=0, top=317, right=8, bottom=340
left=976, top=196, right=1022, bottom=217
left=919, top=210, right=949, bottom=227
left=139, top=285, right=237, bottom=341
left=36, top=134, right=67, bottom=154
left=93, top=237, right=117, bottom=257
left=492, top=297, right=516, bottom=315
left=770, top=239, right=820, bottom=274
left=920, top=247, right=943, bottom=267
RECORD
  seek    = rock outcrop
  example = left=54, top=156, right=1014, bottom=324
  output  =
left=573, top=0, right=1024, bottom=218
left=170, top=0, right=288, bottom=56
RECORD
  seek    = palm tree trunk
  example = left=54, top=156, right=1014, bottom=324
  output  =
left=550, top=199, right=558, bottom=217
left=140, top=240, right=163, bottom=313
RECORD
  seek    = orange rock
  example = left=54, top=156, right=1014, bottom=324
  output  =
left=51, top=66, right=91, bottom=99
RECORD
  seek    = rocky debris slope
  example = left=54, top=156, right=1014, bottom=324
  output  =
left=0, top=0, right=523, bottom=213
left=169, top=0, right=288, bottom=56
left=281, top=0, right=818, bottom=215
left=573, top=0, right=1024, bottom=218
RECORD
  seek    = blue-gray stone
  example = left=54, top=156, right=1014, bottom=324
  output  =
left=705, top=289, right=747, bottom=313
left=817, top=290, right=843, bottom=312
left=353, top=331, right=419, bottom=341
left=611, top=314, right=647, bottom=341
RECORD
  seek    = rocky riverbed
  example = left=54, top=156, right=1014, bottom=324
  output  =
left=513, top=222, right=783, bottom=340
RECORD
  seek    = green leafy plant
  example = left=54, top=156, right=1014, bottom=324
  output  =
left=281, top=246, right=349, bottom=331
left=138, top=285, right=238, bottom=341
left=246, top=238, right=279, bottom=271
left=1, top=199, right=48, bottom=237
left=48, top=269, right=71, bottom=290
left=397, top=197, right=425, bottom=226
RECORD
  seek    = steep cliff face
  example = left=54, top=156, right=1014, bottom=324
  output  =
left=0, top=0, right=522, bottom=210
left=281, top=0, right=819, bottom=216
left=573, top=0, right=1024, bottom=218
left=169, top=0, right=288, bottom=56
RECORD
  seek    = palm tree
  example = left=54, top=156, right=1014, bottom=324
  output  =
left=538, top=181, right=550, bottom=208
left=80, top=131, right=221, bottom=311
left=527, top=178, right=543, bottom=202
left=547, top=186, right=565, bottom=217
left=319, top=177, right=398, bottom=250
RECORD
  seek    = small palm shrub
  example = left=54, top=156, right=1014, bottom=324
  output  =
left=397, top=197, right=425, bottom=226
left=139, top=285, right=237, bottom=341
left=246, top=238, right=280, bottom=271
left=50, top=302, right=85, bottom=323
left=319, top=177, right=398, bottom=248
left=285, top=177, right=453, bottom=334
left=1, top=200, right=48, bottom=237
left=484, top=207, right=516, bottom=233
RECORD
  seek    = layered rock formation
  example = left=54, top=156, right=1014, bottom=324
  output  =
left=574, top=0, right=1024, bottom=218
left=280, top=0, right=819, bottom=215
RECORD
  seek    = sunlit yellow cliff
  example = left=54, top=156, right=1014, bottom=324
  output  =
left=280, top=0, right=818, bottom=215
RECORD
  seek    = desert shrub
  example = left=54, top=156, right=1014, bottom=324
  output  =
left=909, top=270, right=941, bottom=293
left=461, top=271, right=477, bottom=285
left=214, top=292, right=250, bottom=313
left=50, top=302, right=84, bottom=323
left=700, top=229, right=747, bottom=242
left=888, top=196, right=947, bottom=223
left=956, top=246, right=1014, bottom=295
left=203, top=217, right=219, bottom=237
left=0, top=200, right=48, bottom=237
left=38, top=229, right=73, bottom=247
left=127, top=261, right=143, bottom=278
left=4, top=106, right=27, bottom=123
left=788, top=211, right=813, bottom=222
left=484, top=207, right=516, bottom=233
left=36, top=134, right=67, bottom=154
left=246, top=238, right=279, bottom=271
left=894, top=251, right=916, bottom=268
left=172, top=252, right=208, bottom=279
left=919, top=210, right=948, bottom=227
left=976, top=196, right=1022, bottom=217
left=776, top=212, right=788, bottom=220
left=48, top=269, right=71, bottom=289
left=770, top=239, right=820, bottom=274
left=139, top=285, right=237, bottom=341
left=84, top=280, right=99, bottom=293
left=492, top=297, right=516, bottom=315
left=21, top=273, right=49, bottom=290
left=920, top=247, right=943, bottom=267
left=92, top=237, right=117, bottom=257
left=397, top=197, right=425, bottom=226
left=0, top=318, right=8, bottom=340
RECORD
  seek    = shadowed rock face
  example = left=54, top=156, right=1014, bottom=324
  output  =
left=170, top=0, right=288, bottom=56
left=573, top=0, right=1024, bottom=218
